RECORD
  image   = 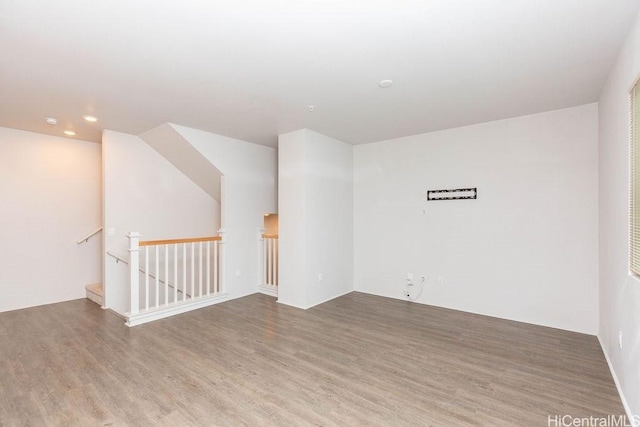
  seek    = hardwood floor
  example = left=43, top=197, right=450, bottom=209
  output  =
left=0, top=292, right=624, bottom=426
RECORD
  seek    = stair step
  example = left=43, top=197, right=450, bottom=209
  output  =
left=85, top=283, right=103, bottom=306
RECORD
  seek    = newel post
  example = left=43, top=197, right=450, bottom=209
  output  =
left=217, top=229, right=226, bottom=294
left=127, top=232, right=141, bottom=315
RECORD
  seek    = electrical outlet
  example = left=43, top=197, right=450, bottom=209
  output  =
left=236, top=269, right=241, bottom=277
left=318, top=273, right=323, bottom=282
left=437, top=276, right=444, bottom=285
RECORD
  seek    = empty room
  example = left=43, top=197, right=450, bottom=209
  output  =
left=2, top=0, right=640, bottom=425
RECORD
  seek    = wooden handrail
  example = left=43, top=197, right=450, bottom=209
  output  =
left=77, top=226, right=103, bottom=244
left=262, top=234, right=279, bottom=239
left=106, top=250, right=129, bottom=265
left=139, top=236, right=222, bottom=247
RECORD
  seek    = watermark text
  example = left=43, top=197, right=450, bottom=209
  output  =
left=548, top=414, right=640, bottom=427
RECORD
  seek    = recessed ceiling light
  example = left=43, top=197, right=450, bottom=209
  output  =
left=64, top=130, right=76, bottom=136
left=379, top=80, right=393, bottom=88
left=45, top=117, right=58, bottom=125
left=83, top=115, right=98, bottom=122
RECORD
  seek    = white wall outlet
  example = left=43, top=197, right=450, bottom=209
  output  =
left=618, top=330, right=623, bottom=349
left=318, top=273, right=323, bottom=282
left=107, top=227, right=116, bottom=237
left=437, top=276, right=444, bottom=285
left=407, top=272, right=413, bottom=280
left=236, top=269, right=241, bottom=277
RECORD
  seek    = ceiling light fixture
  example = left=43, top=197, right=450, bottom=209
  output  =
left=45, top=117, right=58, bottom=125
left=64, top=130, right=76, bottom=136
left=379, top=80, right=393, bottom=88
left=83, top=115, right=98, bottom=122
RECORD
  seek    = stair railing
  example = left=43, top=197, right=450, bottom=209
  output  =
left=127, top=233, right=224, bottom=316
left=261, top=233, right=278, bottom=291
left=77, top=226, right=103, bottom=244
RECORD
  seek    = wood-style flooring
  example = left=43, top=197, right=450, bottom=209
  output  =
left=0, top=292, right=624, bottom=426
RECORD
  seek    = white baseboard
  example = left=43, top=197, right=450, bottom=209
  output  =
left=258, top=284, right=278, bottom=297
left=598, top=335, right=635, bottom=422
left=278, top=289, right=353, bottom=310
left=126, top=293, right=228, bottom=327
left=306, top=289, right=353, bottom=309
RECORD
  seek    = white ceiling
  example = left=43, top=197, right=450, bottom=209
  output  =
left=1, top=0, right=638, bottom=147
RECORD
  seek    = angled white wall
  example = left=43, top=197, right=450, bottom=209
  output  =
left=354, top=104, right=599, bottom=334
left=171, top=125, right=277, bottom=299
left=140, top=124, right=223, bottom=202
left=278, top=129, right=353, bottom=309
left=598, top=7, right=640, bottom=419
left=0, top=127, right=101, bottom=312
left=102, top=130, right=220, bottom=315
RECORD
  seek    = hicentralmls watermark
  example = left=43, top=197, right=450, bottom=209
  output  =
left=548, top=415, right=640, bottom=427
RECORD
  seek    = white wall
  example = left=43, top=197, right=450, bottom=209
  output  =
left=171, top=125, right=278, bottom=299
left=0, top=127, right=101, bottom=312
left=278, top=129, right=353, bottom=309
left=102, top=130, right=220, bottom=315
left=598, top=8, right=640, bottom=418
left=278, top=131, right=308, bottom=307
left=354, top=104, right=599, bottom=334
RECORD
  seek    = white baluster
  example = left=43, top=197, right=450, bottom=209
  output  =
left=214, top=240, right=219, bottom=293
left=191, top=242, right=195, bottom=298
left=155, top=245, right=159, bottom=308
left=144, top=246, right=149, bottom=310
left=206, top=241, right=211, bottom=296
left=174, top=243, right=178, bottom=304
left=182, top=243, right=187, bottom=301
left=164, top=245, right=169, bottom=305
left=199, top=241, right=203, bottom=298
left=267, top=238, right=272, bottom=286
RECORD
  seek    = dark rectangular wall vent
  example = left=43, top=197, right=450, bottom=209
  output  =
left=427, top=188, right=477, bottom=201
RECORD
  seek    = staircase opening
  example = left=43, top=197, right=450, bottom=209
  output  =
left=260, top=213, right=278, bottom=296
